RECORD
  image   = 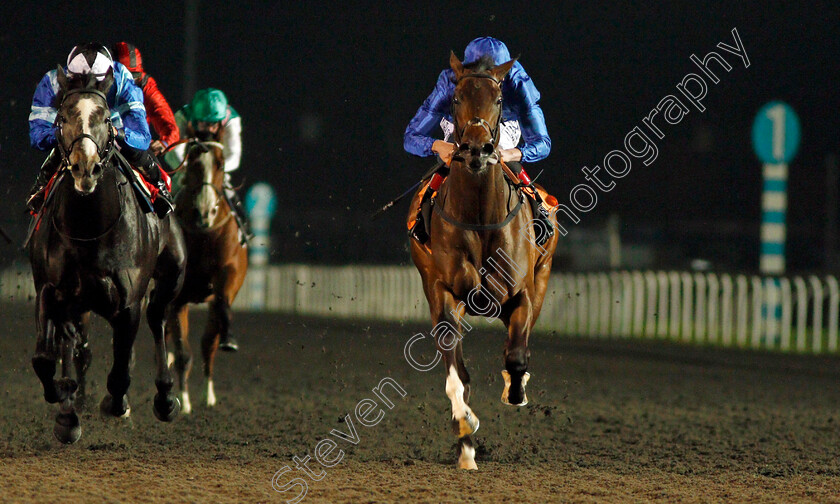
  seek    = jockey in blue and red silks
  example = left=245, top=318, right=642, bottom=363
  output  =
left=404, top=36, right=554, bottom=245
left=27, top=42, right=173, bottom=217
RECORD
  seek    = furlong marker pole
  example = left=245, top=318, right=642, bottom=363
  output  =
left=752, top=101, right=801, bottom=346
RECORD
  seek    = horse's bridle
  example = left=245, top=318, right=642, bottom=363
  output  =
left=450, top=73, right=504, bottom=151
left=166, top=139, right=225, bottom=175
left=434, top=72, right=524, bottom=231
left=54, top=88, right=116, bottom=168
left=178, top=140, right=233, bottom=233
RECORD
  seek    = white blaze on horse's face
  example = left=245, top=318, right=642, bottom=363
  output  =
left=69, top=97, right=103, bottom=194
left=196, top=151, right=220, bottom=227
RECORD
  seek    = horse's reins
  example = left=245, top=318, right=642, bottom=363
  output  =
left=165, top=139, right=225, bottom=175
left=434, top=72, right=524, bottom=231
left=51, top=87, right=123, bottom=242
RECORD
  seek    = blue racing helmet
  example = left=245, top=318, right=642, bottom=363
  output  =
left=463, top=37, right=512, bottom=66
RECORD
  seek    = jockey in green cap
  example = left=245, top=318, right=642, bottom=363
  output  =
left=165, top=88, right=250, bottom=242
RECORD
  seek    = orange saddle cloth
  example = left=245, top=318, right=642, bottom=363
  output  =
left=406, top=179, right=559, bottom=232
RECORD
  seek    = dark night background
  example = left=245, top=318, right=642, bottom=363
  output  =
left=1, top=1, right=838, bottom=272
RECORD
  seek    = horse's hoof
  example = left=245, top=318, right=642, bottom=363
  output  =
left=457, top=441, right=478, bottom=470
left=181, top=391, right=192, bottom=415
left=451, top=409, right=480, bottom=437
left=457, top=456, right=478, bottom=470
left=501, top=370, right=530, bottom=406
left=99, top=395, right=130, bottom=418
left=43, top=389, right=60, bottom=404
left=54, top=411, right=81, bottom=444
left=54, top=377, right=78, bottom=403
left=218, top=335, right=239, bottom=352
left=153, top=394, right=181, bottom=422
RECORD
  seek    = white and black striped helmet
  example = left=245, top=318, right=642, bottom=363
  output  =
left=66, top=42, right=113, bottom=81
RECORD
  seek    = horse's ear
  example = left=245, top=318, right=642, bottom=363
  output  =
left=490, top=57, right=517, bottom=81
left=97, top=66, right=115, bottom=94
left=56, top=65, right=68, bottom=90
left=449, top=51, right=465, bottom=79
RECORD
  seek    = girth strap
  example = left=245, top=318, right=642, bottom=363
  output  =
left=432, top=193, right=524, bottom=231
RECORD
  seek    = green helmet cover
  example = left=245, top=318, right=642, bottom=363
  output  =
left=190, top=88, right=228, bottom=123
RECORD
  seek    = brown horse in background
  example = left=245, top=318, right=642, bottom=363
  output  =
left=409, top=53, right=560, bottom=469
left=165, top=139, right=248, bottom=413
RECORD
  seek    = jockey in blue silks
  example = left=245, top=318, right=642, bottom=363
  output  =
left=404, top=36, right=553, bottom=245
left=27, top=42, right=173, bottom=217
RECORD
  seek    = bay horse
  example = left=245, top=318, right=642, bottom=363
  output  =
left=408, top=53, right=560, bottom=469
left=165, top=139, right=248, bottom=413
left=28, top=67, right=186, bottom=444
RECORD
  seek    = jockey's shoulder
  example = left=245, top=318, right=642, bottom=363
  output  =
left=225, top=105, right=240, bottom=122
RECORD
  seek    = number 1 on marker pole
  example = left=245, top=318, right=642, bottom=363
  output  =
left=766, top=104, right=786, bottom=162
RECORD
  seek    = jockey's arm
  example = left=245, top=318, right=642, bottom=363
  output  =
left=404, top=70, right=454, bottom=159
left=29, top=71, right=59, bottom=151
left=223, top=114, right=242, bottom=172
left=112, top=63, right=151, bottom=152
left=510, top=72, right=551, bottom=163
left=143, top=76, right=180, bottom=150
left=163, top=109, right=190, bottom=169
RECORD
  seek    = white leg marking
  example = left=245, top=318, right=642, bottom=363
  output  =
left=181, top=391, right=192, bottom=414
left=458, top=443, right=478, bottom=470
left=445, top=365, right=466, bottom=420
left=206, top=380, right=217, bottom=407
left=501, top=370, right=531, bottom=406
left=166, top=352, right=175, bottom=368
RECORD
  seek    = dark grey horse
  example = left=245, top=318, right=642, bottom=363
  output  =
left=28, top=66, right=187, bottom=443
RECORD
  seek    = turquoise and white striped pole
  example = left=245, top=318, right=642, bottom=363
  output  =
left=752, top=101, right=800, bottom=275
left=245, top=183, right=277, bottom=310
left=760, top=163, right=788, bottom=273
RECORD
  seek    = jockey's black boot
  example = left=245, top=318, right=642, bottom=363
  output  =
left=223, top=185, right=253, bottom=245
left=135, top=150, right=173, bottom=218
left=506, top=161, right=554, bottom=247
left=409, top=187, right=434, bottom=244
left=27, top=149, right=62, bottom=214
left=527, top=191, right=554, bottom=247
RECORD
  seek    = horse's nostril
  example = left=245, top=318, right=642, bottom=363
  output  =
left=92, top=163, right=102, bottom=176
left=482, top=143, right=495, bottom=155
left=459, top=143, right=470, bottom=151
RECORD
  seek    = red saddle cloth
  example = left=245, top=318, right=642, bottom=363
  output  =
left=133, top=166, right=172, bottom=202
left=35, top=164, right=171, bottom=216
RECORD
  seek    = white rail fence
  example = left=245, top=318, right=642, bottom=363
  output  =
left=3, top=265, right=839, bottom=355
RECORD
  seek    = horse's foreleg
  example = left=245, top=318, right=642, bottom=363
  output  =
left=501, top=292, right=533, bottom=407
left=201, top=299, right=223, bottom=407
left=216, top=262, right=245, bottom=353
left=32, top=284, right=59, bottom=404
left=100, top=307, right=140, bottom=418
left=432, top=286, right=479, bottom=469
left=147, top=226, right=186, bottom=421
left=148, top=283, right=183, bottom=423
left=166, top=303, right=193, bottom=414
left=54, top=322, right=81, bottom=444
left=73, top=311, right=92, bottom=409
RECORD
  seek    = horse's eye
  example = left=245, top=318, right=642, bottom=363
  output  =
left=453, top=97, right=461, bottom=105
left=496, top=97, right=503, bottom=105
